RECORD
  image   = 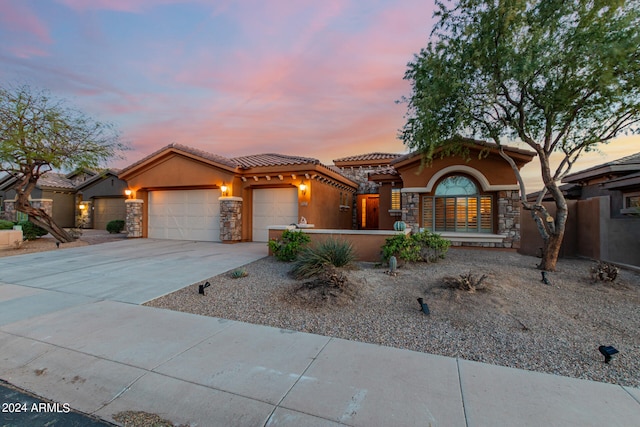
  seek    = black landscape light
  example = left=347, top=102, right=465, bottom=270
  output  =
left=417, top=297, right=430, bottom=315
left=56, top=241, right=60, bottom=248
left=541, top=271, right=551, bottom=285
left=598, top=345, right=619, bottom=364
left=198, top=281, right=211, bottom=296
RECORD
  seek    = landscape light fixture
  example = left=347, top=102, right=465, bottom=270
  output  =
left=417, top=297, right=430, bottom=315
left=598, top=345, right=619, bottom=364
left=541, top=271, right=551, bottom=285
left=198, top=281, right=211, bottom=295
left=125, top=189, right=132, bottom=199
left=299, top=180, right=307, bottom=195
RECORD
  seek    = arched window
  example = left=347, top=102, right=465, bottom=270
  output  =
left=422, top=175, right=492, bottom=233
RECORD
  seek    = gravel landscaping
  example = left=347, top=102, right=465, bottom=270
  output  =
left=146, top=248, right=640, bottom=388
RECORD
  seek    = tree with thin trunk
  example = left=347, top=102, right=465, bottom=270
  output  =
left=401, top=0, right=640, bottom=271
left=0, top=84, right=125, bottom=242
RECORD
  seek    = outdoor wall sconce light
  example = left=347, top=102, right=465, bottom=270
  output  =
left=299, top=180, right=307, bottom=195
left=125, top=189, right=132, bottom=199
left=598, top=345, right=619, bottom=363
left=220, top=184, right=228, bottom=197
left=78, top=203, right=86, bottom=210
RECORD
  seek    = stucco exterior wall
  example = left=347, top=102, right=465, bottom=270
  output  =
left=377, top=183, right=401, bottom=230
left=80, top=175, right=129, bottom=199
left=518, top=201, right=579, bottom=258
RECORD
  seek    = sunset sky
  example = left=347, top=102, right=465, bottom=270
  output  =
left=1, top=0, right=637, bottom=192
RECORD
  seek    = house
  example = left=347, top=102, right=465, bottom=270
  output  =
left=0, top=169, right=128, bottom=230
left=117, top=144, right=358, bottom=242
left=519, top=152, right=640, bottom=267
left=365, top=141, right=536, bottom=248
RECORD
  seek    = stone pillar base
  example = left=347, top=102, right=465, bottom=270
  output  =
left=125, top=199, right=144, bottom=238
left=219, top=196, right=243, bottom=242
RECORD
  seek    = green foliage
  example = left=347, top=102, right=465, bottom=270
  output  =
left=382, top=234, right=422, bottom=263
left=230, top=267, right=248, bottom=279
left=18, top=220, right=48, bottom=240
left=382, top=231, right=451, bottom=263
left=268, top=229, right=311, bottom=262
left=0, top=220, right=14, bottom=230
left=106, top=219, right=125, bottom=234
left=291, top=238, right=355, bottom=279
left=412, top=230, right=451, bottom=262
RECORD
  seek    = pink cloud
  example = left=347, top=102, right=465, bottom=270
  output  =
left=0, top=0, right=52, bottom=57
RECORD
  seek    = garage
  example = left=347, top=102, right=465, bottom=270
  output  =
left=252, top=187, right=299, bottom=242
left=149, top=189, right=221, bottom=241
left=93, top=197, right=126, bottom=231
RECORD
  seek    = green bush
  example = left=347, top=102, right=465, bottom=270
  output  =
left=381, top=234, right=421, bottom=262
left=381, top=231, right=451, bottom=263
left=106, top=219, right=125, bottom=234
left=412, top=230, right=451, bottom=262
left=0, top=220, right=15, bottom=230
left=268, top=229, right=311, bottom=261
left=18, top=220, right=49, bottom=240
left=291, top=238, right=355, bottom=279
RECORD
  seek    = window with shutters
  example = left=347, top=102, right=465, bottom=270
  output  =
left=421, top=175, right=492, bottom=232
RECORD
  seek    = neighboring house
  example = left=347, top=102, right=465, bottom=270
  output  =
left=0, top=169, right=128, bottom=230
left=117, top=144, right=358, bottom=242
left=366, top=141, right=536, bottom=248
left=520, top=152, right=640, bottom=267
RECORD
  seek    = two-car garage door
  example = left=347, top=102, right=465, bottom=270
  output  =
left=147, top=187, right=298, bottom=242
left=148, top=190, right=221, bottom=241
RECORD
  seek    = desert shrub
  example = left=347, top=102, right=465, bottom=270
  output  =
left=291, top=238, right=355, bottom=279
left=106, top=219, right=125, bottom=234
left=381, top=234, right=421, bottom=262
left=229, top=267, right=248, bottom=279
left=0, top=220, right=15, bottom=230
left=268, top=229, right=311, bottom=262
left=18, top=220, right=48, bottom=240
left=412, top=230, right=451, bottom=262
left=443, top=272, right=488, bottom=293
left=590, top=261, right=619, bottom=282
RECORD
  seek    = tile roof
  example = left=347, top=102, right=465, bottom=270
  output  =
left=232, top=153, right=320, bottom=169
left=333, top=153, right=403, bottom=163
left=38, top=172, right=76, bottom=189
left=391, top=140, right=536, bottom=165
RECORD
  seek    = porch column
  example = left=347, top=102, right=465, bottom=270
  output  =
left=3, top=200, right=16, bottom=222
left=498, top=190, right=521, bottom=248
left=401, top=192, right=420, bottom=232
left=125, top=199, right=144, bottom=238
left=219, top=196, right=243, bottom=243
left=30, top=199, right=53, bottom=216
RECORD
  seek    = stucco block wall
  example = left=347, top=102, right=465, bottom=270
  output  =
left=576, top=198, right=600, bottom=260
left=0, top=230, right=23, bottom=248
left=303, top=180, right=353, bottom=230
left=518, top=201, right=578, bottom=258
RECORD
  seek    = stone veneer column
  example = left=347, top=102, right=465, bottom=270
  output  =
left=30, top=199, right=53, bottom=217
left=219, top=196, right=243, bottom=242
left=401, top=192, right=420, bottom=232
left=3, top=200, right=16, bottom=221
left=497, top=190, right=521, bottom=248
left=125, top=199, right=144, bottom=238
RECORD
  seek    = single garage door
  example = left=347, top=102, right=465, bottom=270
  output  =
left=149, top=189, right=221, bottom=241
left=93, top=197, right=126, bottom=231
left=253, top=187, right=298, bottom=242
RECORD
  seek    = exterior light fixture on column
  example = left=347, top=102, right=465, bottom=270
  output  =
left=299, top=180, right=307, bottom=195
left=78, top=203, right=86, bottom=210
left=220, top=184, right=228, bottom=197
left=125, top=189, right=132, bottom=199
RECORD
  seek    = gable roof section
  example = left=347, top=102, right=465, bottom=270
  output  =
left=119, top=143, right=238, bottom=179
left=563, top=152, right=640, bottom=183
left=391, top=140, right=536, bottom=169
left=75, top=169, right=122, bottom=191
left=37, top=172, right=76, bottom=190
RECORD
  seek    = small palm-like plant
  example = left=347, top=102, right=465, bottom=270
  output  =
left=230, top=267, right=248, bottom=279
left=291, top=238, right=355, bottom=279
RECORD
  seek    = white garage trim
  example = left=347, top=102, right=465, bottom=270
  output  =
left=252, top=188, right=298, bottom=242
left=149, top=189, right=221, bottom=241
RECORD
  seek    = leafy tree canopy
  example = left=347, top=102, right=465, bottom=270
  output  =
left=401, top=0, right=640, bottom=270
left=0, top=84, right=126, bottom=242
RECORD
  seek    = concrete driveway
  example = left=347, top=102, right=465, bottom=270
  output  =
left=0, top=239, right=266, bottom=305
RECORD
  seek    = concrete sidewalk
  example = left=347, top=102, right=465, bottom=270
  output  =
left=0, top=241, right=639, bottom=426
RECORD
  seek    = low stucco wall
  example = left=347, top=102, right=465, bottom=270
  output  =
left=0, top=230, right=23, bottom=248
left=268, top=227, right=411, bottom=262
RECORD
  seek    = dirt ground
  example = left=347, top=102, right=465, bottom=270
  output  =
left=0, top=229, right=126, bottom=258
